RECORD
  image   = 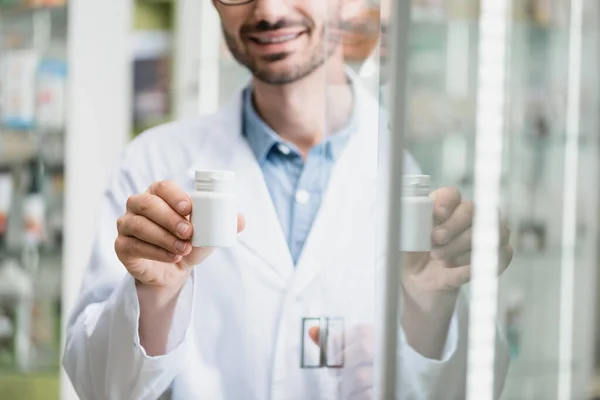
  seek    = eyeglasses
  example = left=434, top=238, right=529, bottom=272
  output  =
left=216, top=0, right=255, bottom=5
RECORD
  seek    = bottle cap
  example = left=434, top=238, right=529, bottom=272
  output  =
left=402, top=175, right=430, bottom=196
left=195, top=170, right=235, bottom=183
left=195, top=170, right=235, bottom=192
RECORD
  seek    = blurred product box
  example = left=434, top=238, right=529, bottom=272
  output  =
left=36, top=59, right=66, bottom=132
left=0, top=50, right=38, bottom=130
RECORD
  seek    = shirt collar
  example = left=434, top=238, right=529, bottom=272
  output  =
left=242, top=79, right=358, bottom=163
left=242, top=87, right=286, bottom=164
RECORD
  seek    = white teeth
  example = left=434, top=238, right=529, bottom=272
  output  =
left=255, top=34, right=299, bottom=44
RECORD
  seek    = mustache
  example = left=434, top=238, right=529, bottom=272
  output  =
left=240, top=19, right=313, bottom=36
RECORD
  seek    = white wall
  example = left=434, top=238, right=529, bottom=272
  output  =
left=61, top=1, right=133, bottom=399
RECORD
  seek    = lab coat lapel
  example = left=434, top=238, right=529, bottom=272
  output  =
left=216, top=95, right=295, bottom=283
left=291, top=83, right=381, bottom=294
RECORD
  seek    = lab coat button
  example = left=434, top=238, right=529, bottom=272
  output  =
left=277, top=144, right=291, bottom=155
left=295, top=190, right=310, bottom=205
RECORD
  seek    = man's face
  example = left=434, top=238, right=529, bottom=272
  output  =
left=215, top=0, right=345, bottom=85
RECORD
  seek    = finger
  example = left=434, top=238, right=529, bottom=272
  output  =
left=126, top=193, right=193, bottom=240
left=115, top=235, right=182, bottom=265
left=439, top=265, right=471, bottom=288
left=148, top=180, right=192, bottom=216
left=450, top=250, right=471, bottom=268
left=450, top=242, right=513, bottom=273
left=118, top=215, right=192, bottom=256
left=431, top=187, right=462, bottom=223
left=432, top=201, right=474, bottom=245
left=237, top=214, right=246, bottom=233
left=436, top=216, right=509, bottom=259
left=431, top=227, right=472, bottom=261
left=445, top=221, right=510, bottom=267
left=309, top=326, right=319, bottom=345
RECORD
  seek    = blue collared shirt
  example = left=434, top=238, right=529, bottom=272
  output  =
left=242, top=86, right=357, bottom=265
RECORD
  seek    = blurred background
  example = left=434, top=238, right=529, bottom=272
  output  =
left=0, top=0, right=598, bottom=399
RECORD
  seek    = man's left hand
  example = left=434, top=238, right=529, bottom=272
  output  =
left=400, top=186, right=513, bottom=359
left=402, top=186, right=513, bottom=295
left=308, top=187, right=514, bottom=395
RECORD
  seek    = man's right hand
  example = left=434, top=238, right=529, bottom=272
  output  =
left=114, top=180, right=245, bottom=355
left=115, top=180, right=245, bottom=290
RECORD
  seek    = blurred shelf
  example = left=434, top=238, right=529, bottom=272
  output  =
left=38, top=132, right=65, bottom=168
left=0, top=249, right=62, bottom=299
left=0, top=132, right=38, bottom=167
left=34, top=251, right=62, bottom=300
left=0, top=131, right=64, bottom=168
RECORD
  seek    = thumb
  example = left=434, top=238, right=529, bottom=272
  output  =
left=237, top=214, right=246, bottom=233
left=309, top=326, right=320, bottom=345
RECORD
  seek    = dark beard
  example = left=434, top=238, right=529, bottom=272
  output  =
left=222, top=26, right=339, bottom=86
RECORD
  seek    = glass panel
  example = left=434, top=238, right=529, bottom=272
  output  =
left=320, top=0, right=384, bottom=397
left=0, top=3, right=67, bottom=400
left=380, top=0, right=600, bottom=399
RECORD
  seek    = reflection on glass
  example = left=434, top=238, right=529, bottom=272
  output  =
left=300, top=317, right=345, bottom=369
left=384, top=0, right=600, bottom=399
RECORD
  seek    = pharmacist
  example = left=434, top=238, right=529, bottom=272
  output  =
left=62, top=0, right=513, bottom=398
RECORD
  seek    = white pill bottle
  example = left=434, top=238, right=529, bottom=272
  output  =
left=190, top=170, right=237, bottom=248
left=400, top=175, right=434, bottom=252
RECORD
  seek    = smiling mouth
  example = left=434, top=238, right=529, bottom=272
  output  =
left=249, top=32, right=304, bottom=45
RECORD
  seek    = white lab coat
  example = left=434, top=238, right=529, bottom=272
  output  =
left=63, top=78, right=509, bottom=400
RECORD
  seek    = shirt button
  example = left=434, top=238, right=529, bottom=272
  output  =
left=277, top=144, right=291, bottom=155
left=295, top=190, right=310, bottom=205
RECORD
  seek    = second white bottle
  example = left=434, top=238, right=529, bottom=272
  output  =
left=400, top=175, right=434, bottom=252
